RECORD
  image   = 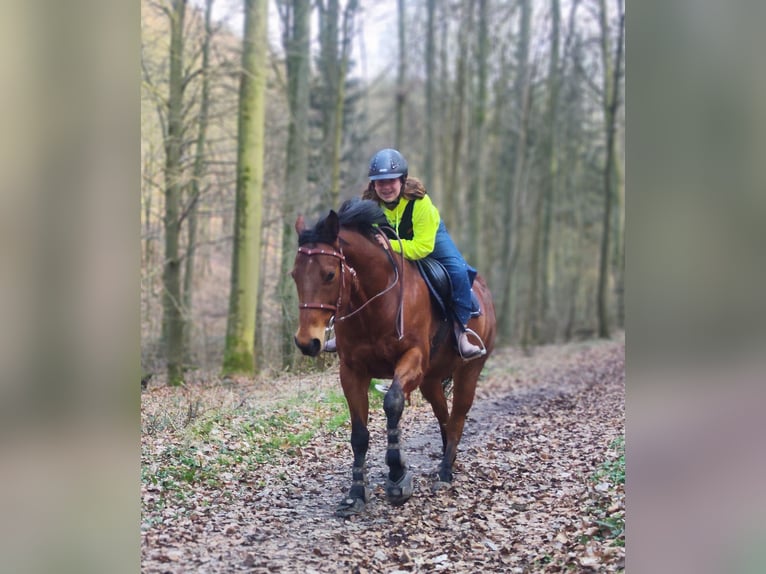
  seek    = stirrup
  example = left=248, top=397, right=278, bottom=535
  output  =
left=323, top=318, right=336, bottom=352
left=458, top=328, right=487, bottom=360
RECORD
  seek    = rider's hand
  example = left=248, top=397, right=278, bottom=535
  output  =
left=375, top=233, right=389, bottom=250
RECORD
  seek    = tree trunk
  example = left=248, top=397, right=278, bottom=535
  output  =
left=523, top=187, right=543, bottom=349
left=435, top=1, right=449, bottom=208
left=444, top=0, right=473, bottom=236
left=596, top=0, right=624, bottom=339
left=424, top=0, right=436, bottom=193
left=525, top=0, right=560, bottom=348
left=498, top=0, right=531, bottom=343
left=487, top=41, right=510, bottom=296
left=329, top=0, right=357, bottom=206
left=318, top=0, right=339, bottom=202
left=444, top=0, right=473, bottom=237
left=280, top=0, right=311, bottom=369
left=540, top=0, right=560, bottom=341
left=612, top=8, right=626, bottom=330
left=183, top=0, right=214, bottom=363
left=395, top=0, right=406, bottom=149
left=223, top=0, right=268, bottom=375
left=162, top=0, right=187, bottom=385
left=466, top=0, right=488, bottom=269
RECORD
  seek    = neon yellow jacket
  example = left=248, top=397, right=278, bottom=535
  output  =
left=382, top=195, right=441, bottom=260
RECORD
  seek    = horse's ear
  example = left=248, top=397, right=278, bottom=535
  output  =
left=326, top=210, right=340, bottom=239
left=295, top=215, right=306, bottom=234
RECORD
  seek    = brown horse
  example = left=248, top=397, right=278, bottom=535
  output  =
left=292, top=199, right=496, bottom=517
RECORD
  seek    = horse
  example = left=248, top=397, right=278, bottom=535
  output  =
left=291, top=198, right=496, bottom=517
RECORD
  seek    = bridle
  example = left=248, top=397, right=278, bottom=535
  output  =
left=296, top=245, right=353, bottom=314
left=296, top=230, right=403, bottom=336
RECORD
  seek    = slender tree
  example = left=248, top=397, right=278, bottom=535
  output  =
left=318, top=0, right=339, bottom=202
left=395, top=0, right=406, bottom=149
left=443, top=0, right=474, bottom=235
left=487, top=38, right=511, bottom=297
left=497, top=0, right=532, bottom=342
left=611, top=1, right=626, bottom=329
left=223, top=0, right=268, bottom=375
left=424, top=0, right=436, bottom=193
left=539, top=0, right=561, bottom=340
left=523, top=185, right=543, bottom=348
left=183, top=0, right=215, bottom=360
left=329, top=0, right=358, bottom=206
left=279, top=0, right=311, bottom=368
left=162, top=0, right=187, bottom=385
left=466, top=0, right=488, bottom=268
left=596, top=0, right=624, bottom=338
left=435, top=0, right=449, bottom=208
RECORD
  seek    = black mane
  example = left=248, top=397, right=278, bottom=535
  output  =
left=338, top=197, right=388, bottom=228
left=298, top=198, right=388, bottom=246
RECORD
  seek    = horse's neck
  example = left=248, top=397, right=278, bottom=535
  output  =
left=340, top=231, right=397, bottom=300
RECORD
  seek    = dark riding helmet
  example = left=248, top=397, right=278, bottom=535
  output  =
left=368, top=148, right=408, bottom=181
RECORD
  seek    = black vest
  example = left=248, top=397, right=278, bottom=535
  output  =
left=397, top=199, right=417, bottom=240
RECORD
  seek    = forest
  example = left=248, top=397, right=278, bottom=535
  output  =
left=140, top=0, right=625, bottom=383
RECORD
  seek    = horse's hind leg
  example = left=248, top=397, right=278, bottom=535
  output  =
left=419, top=375, right=450, bottom=455
left=436, top=361, right=484, bottom=485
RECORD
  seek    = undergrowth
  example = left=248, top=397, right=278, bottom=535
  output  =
left=141, top=377, right=386, bottom=520
left=586, top=435, right=625, bottom=547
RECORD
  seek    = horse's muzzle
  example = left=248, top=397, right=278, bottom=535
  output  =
left=294, top=336, right=321, bottom=357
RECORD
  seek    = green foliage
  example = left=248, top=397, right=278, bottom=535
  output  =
left=586, top=435, right=625, bottom=547
left=142, top=379, right=392, bottom=511
left=593, top=435, right=625, bottom=486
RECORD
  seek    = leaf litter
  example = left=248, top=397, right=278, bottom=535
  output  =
left=142, top=338, right=625, bottom=572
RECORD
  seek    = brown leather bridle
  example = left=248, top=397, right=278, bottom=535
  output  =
left=296, top=245, right=354, bottom=314
left=296, top=233, right=402, bottom=327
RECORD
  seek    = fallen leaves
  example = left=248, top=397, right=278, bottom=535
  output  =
left=142, top=339, right=625, bottom=573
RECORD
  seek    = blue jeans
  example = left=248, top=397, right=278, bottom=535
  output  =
left=430, top=221, right=476, bottom=327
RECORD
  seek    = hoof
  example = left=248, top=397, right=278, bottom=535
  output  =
left=335, top=496, right=366, bottom=517
left=386, top=470, right=414, bottom=506
left=431, top=480, right=452, bottom=493
left=335, top=486, right=370, bottom=518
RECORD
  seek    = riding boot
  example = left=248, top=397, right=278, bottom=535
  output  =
left=324, top=337, right=337, bottom=353
left=454, top=322, right=485, bottom=360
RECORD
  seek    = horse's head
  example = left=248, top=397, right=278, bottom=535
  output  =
left=292, top=199, right=390, bottom=356
left=292, top=210, right=345, bottom=356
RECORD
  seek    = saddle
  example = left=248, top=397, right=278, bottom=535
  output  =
left=415, top=257, right=482, bottom=323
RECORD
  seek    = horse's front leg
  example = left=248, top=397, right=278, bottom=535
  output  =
left=336, top=363, right=371, bottom=517
left=383, top=347, right=424, bottom=506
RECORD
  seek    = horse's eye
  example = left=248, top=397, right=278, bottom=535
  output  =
left=324, top=271, right=336, bottom=282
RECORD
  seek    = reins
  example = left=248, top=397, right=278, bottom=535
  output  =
left=387, top=228, right=405, bottom=340
left=336, top=228, right=401, bottom=329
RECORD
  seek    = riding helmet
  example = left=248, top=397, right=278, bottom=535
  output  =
left=368, top=148, right=408, bottom=181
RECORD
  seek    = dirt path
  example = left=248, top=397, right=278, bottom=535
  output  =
left=142, top=339, right=625, bottom=573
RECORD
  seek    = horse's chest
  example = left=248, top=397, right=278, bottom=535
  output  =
left=341, top=345, right=398, bottom=378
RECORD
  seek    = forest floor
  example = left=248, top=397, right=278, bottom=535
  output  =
left=141, top=337, right=625, bottom=573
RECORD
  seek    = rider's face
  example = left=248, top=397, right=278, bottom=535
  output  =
left=374, top=178, right=401, bottom=204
